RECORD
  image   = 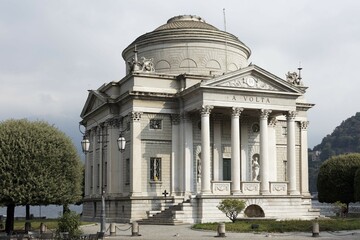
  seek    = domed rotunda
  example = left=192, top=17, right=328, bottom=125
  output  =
left=122, top=15, right=251, bottom=76
left=81, top=15, right=318, bottom=224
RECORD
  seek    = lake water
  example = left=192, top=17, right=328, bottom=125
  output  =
left=0, top=201, right=359, bottom=219
left=0, top=205, right=82, bottom=219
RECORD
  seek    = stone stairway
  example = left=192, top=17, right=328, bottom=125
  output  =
left=139, top=200, right=191, bottom=225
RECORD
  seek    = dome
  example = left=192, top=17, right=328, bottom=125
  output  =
left=154, top=15, right=218, bottom=31
left=122, top=15, right=251, bottom=76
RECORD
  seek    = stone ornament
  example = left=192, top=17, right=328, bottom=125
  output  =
left=259, top=109, right=272, bottom=119
left=285, top=71, right=303, bottom=86
left=219, top=77, right=277, bottom=91
left=200, top=105, right=213, bottom=115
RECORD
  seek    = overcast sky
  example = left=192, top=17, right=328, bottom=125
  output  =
left=1, top=0, right=359, bottom=153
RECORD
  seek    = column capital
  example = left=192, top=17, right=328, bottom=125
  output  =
left=130, top=111, right=142, bottom=121
left=269, top=117, right=278, bottom=127
left=231, top=107, right=244, bottom=117
left=286, top=111, right=297, bottom=120
left=299, top=121, right=309, bottom=130
left=171, top=114, right=180, bottom=125
left=106, top=117, right=121, bottom=128
left=259, top=109, right=272, bottom=119
left=200, top=105, right=214, bottom=115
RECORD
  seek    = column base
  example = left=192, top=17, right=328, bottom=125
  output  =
left=231, top=190, right=243, bottom=195
left=198, top=191, right=212, bottom=196
left=260, top=190, right=271, bottom=195
left=288, top=190, right=300, bottom=196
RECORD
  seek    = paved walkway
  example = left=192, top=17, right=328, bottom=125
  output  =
left=81, top=223, right=360, bottom=240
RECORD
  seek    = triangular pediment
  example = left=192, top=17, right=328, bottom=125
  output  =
left=201, top=64, right=303, bottom=95
left=80, top=90, right=108, bottom=118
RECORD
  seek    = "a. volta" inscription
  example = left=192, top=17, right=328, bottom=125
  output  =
left=231, top=95, right=271, bottom=103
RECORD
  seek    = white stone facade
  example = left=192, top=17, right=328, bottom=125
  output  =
left=80, top=15, right=319, bottom=224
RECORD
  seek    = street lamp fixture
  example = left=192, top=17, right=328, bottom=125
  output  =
left=117, top=134, right=126, bottom=152
left=81, top=135, right=90, bottom=153
left=79, top=120, right=128, bottom=238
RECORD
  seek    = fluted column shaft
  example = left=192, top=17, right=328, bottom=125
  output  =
left=231, top=107, right=243, bottom=194
left=287, top=111, right=298, bottom=195
left=260, top=109, right=271, bottom=194
left=200, top=105, right=213, bottom=194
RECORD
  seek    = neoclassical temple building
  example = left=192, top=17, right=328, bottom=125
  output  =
left=80, top=15, right=319, bottom=224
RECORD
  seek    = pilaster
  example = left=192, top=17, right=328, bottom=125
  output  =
left=300, top=121, right=310, bottom=196
left=130, top=111, right=142, bottom=196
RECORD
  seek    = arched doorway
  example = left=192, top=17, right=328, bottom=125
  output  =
left=244, top=204, right=265, bottom=217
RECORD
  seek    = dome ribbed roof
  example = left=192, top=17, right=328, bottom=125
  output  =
left=154, top=15, right=218, bottom=31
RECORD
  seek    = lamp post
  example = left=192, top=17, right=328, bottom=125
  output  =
left=80, top=121, right=127, bottom=238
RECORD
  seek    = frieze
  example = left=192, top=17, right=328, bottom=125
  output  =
left=218, top=77, right=278, bottom=91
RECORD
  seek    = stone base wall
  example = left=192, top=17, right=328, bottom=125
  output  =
left=82, top=195, right=320, bottom=224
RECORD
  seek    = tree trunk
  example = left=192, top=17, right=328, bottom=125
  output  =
left=63, top=204, right=70, bottom=214
left=25, top=204, right=31, bottom=232
left=5, top=204, right=15, bottom=235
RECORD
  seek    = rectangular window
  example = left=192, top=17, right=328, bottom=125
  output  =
left=283, top=160, right=287, bottom=181
left=125, top=158, right=130, bottom=185
left=150, top=157, right=161, bottom=181
left=223, top=158, right=231, bottom=181
left=150, top=119, right=162, bottom=129
left=282, top=126, right=287, bottom=136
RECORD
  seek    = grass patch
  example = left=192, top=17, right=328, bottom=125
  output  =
left=0, top=219, right=93, bottom=231
left=193, top=218, right=360, bottom=233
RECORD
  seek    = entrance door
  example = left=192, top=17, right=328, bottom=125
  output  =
left=223, top=158, right=231, bottom=181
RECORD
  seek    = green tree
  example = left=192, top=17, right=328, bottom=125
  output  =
left=317, top=153, right=360, bottom=213
left=57, top=211, right=82, bottom=240
left=0, top=119, right=83, bottom=234
left=217, top=199, right=246, bottom=223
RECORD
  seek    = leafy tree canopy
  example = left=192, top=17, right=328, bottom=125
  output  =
left=0, top=119, right=83, bottom=206
left=217, top=199, right=246, bottom=222
left=317, top=153, right=360, bottom=205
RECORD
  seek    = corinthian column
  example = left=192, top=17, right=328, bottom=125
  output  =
left=260, top=109, right=271, bottom=195
left=200, top=105, right=213, bottom=194
left=231, top=107, right=243, bottom=194
left=287, top=111, right=298, bottom=195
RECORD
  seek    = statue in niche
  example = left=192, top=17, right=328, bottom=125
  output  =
left=252, top=156, right=260, bottom=181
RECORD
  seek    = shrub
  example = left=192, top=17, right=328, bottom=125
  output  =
left=217, top=199, right=246, bottom=222
left=56, top=211, right=82, bottom=239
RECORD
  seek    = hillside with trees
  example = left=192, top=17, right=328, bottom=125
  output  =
left=309, top=112, right=360, bottom=192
